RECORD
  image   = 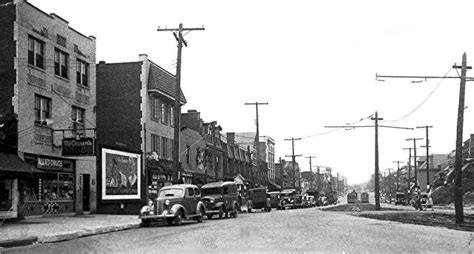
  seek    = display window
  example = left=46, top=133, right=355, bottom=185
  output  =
left=0, top=179, right=13, bottom=211
left=42, top=173, right=74, bottom=201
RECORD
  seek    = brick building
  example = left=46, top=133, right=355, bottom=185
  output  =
left=0, top=0, right=97, bottom=218
left=96, top=54, right=185, bottom=214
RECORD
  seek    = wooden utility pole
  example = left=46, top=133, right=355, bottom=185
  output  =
left=306, top=156, right=317, bottom=189
left=406, top=138, right=423, bottom=187
left=453, top=53, right=468, bottom=223
left=417, top=125, right=433, bottom=190
left=284, top=137, right=302, bottom=190
left=245, top=102, right=268, bottom=186
left=402, top=148, right=412, bottom=188
left=393, top=160, right=403, bottom=192
left=377, top=54, right=472, bottom=223
left=157, top=24, right=205, bottom=177
left=325, top=111, right=412, bottom=210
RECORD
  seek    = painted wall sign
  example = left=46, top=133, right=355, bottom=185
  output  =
left=36, top=155, right=74, bottom=172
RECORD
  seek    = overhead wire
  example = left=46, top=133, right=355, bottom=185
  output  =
left=383, top=67, right=453, bottom=123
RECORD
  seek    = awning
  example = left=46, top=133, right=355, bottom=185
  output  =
left=0, top=153, right=43, bottom=174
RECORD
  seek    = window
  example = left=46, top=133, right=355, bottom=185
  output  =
left=170, top=106, right=174, bottom=127
left=151, top=134, right=160, bottom=154
left=71, top=106, right=85, bottom=131
left=161, top=137, right=168, bottom=159
left=34, top=95, right=51, bottom=125
left=161, top=103, right=168, bottom=125
left=194, top=188, right=200, bottom=197
left=28, top=36, right=44, bottom=69
left=186, top=145, right=190, bottom=164
left=76, top=59, right=88, bottom=86
left=54, top=49, right=69, bottom=79
left=151, top=97, right=160, bottom=121
left=186, top=188, right=194, bottom=197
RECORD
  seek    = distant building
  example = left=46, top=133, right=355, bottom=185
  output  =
left=0, top=0, right=96, bottom=218
left=416, top=154, right=448, bottom=191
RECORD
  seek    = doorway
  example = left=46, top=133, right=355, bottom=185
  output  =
left=82, top=174, right=90, bottom=212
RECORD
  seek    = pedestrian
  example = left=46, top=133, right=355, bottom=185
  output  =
left=427, top=186, right=434, bottom=211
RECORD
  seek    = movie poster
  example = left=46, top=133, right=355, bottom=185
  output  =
left=102, top=148, right=141, bottom=200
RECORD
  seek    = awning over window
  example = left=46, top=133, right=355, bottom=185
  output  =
left=268, top=180, right=282, bottom=191
left=0, top=153, right=43, bottom=175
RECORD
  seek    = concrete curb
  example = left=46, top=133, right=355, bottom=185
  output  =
left=0, top=236, right=38, bottom=248
left=0, top=222, right=141, bottom=249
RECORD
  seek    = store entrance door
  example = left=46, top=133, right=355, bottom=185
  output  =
left=82, top=174, right=90, bottom=212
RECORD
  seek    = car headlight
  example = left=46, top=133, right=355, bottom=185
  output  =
left=165, top=200, right=170, bottom=206
left=210, top=199, right=214, bottom=203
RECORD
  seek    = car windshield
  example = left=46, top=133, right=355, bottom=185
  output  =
left=159, top=188, right=184, bottom=198
left=202, top=187, right=223, bottom=196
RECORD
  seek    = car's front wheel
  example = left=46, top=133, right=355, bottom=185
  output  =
left=173, top=211, right=183, bottom=226
left=218, top=206, right=225, bottom=219
left=197, top=208, right=204, bottom=223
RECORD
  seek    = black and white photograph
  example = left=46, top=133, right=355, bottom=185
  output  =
left=1, top=0, right=474, bottom=253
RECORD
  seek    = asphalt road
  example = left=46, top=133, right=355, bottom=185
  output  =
left=6, top=207, right=474, bottom=253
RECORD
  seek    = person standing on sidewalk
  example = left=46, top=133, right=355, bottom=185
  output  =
left=427, top=186, right=434, bottom=211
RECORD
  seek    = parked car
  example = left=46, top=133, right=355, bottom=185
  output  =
left=268, top=191, right=284, bottom=210
left=302, top=195, right=315, bottom=208
left=347, top=190, right=358, bottom=203
left=247, top=187, right=271, bottom=212
left=139, top=184, right=206, bottom=227
left=201, top=181, right=239, bottom=219
left=420, top=192, right=431, bottom=209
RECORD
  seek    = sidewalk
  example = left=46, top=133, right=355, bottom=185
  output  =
left=0, top=214, right=141, bottom=249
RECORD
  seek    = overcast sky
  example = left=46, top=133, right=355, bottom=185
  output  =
left=30, top=0, right=474, bottom=185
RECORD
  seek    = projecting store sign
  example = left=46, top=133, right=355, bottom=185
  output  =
left=62, top=137, right=95, bottom=156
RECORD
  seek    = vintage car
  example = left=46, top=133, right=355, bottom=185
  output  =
left=420, top=192, right=432, bottom=209
left=268, top=191, right=284, bottom=210
left=201, top=181, right=239, bottom=219
left=395, top=192, right=408, bottom=206
left=247, top=187, right=271, bottom=212
left=139, top=184, right=206, bottom=227
left=281, top=189, right=297, bottom=209
left=303, top=195, right=316, bottom=207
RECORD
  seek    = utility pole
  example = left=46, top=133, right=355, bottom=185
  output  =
left=284, top=137, right=302, bottom=190
left=393, top=160, right=403, bottom=192
left=386, top=168, right=392, bottom=203
left=305, top=156, right=317, bottom=189
left=377, top=53, right=473, bottom=223
left=417, top=125, right=433, bottom=190
left=325, top=111, right=412, bottom=210
left=245, top=102, right=269, bottom=187
left=453, top=53, right=468, bottom=223
left=403, top=147, right=412, bottom=189
left=406, top=138, right=423, bottom=187
left=157, top=24, right=205, bottom=178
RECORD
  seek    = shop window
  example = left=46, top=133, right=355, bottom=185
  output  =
left=42, top=173, right=74, bottom=201
left=76, top=59, right=89, bottom=87
left=0, top=180, right=12, bottom=211
left=28, top=36, right=44, bottom=69
left=54, top=48, right=69, bottom=79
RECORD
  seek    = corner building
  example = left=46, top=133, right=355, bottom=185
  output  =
left=0, top=0, right=97, bottom=218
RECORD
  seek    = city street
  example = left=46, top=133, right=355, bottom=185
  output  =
left=6, top=207, right=473, bottom=253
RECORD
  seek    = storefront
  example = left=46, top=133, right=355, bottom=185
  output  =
left=146, top=158, right=174, bottom=200
left=22, top=153, right=75, bottom=216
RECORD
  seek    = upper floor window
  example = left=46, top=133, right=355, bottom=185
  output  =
left=151, top=97, right=160, bottom=121
left=161, top=103, right=169, bottom=125
left=71, top=106, right=85, bottom=131
left=151, top=134, right=160, bottom=154
left=186, top=145, right=190, bottom=164
left=28, top=36, right=44, bottom=69
left=170, top=106, right=174, bottom=127
left=54, top=49, right=69, bottom=79
left=161, top=136, right=169, bottom=159
left=34, top=95, right=51, bottom=125
left=76, top=59, right=89, bottom=86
